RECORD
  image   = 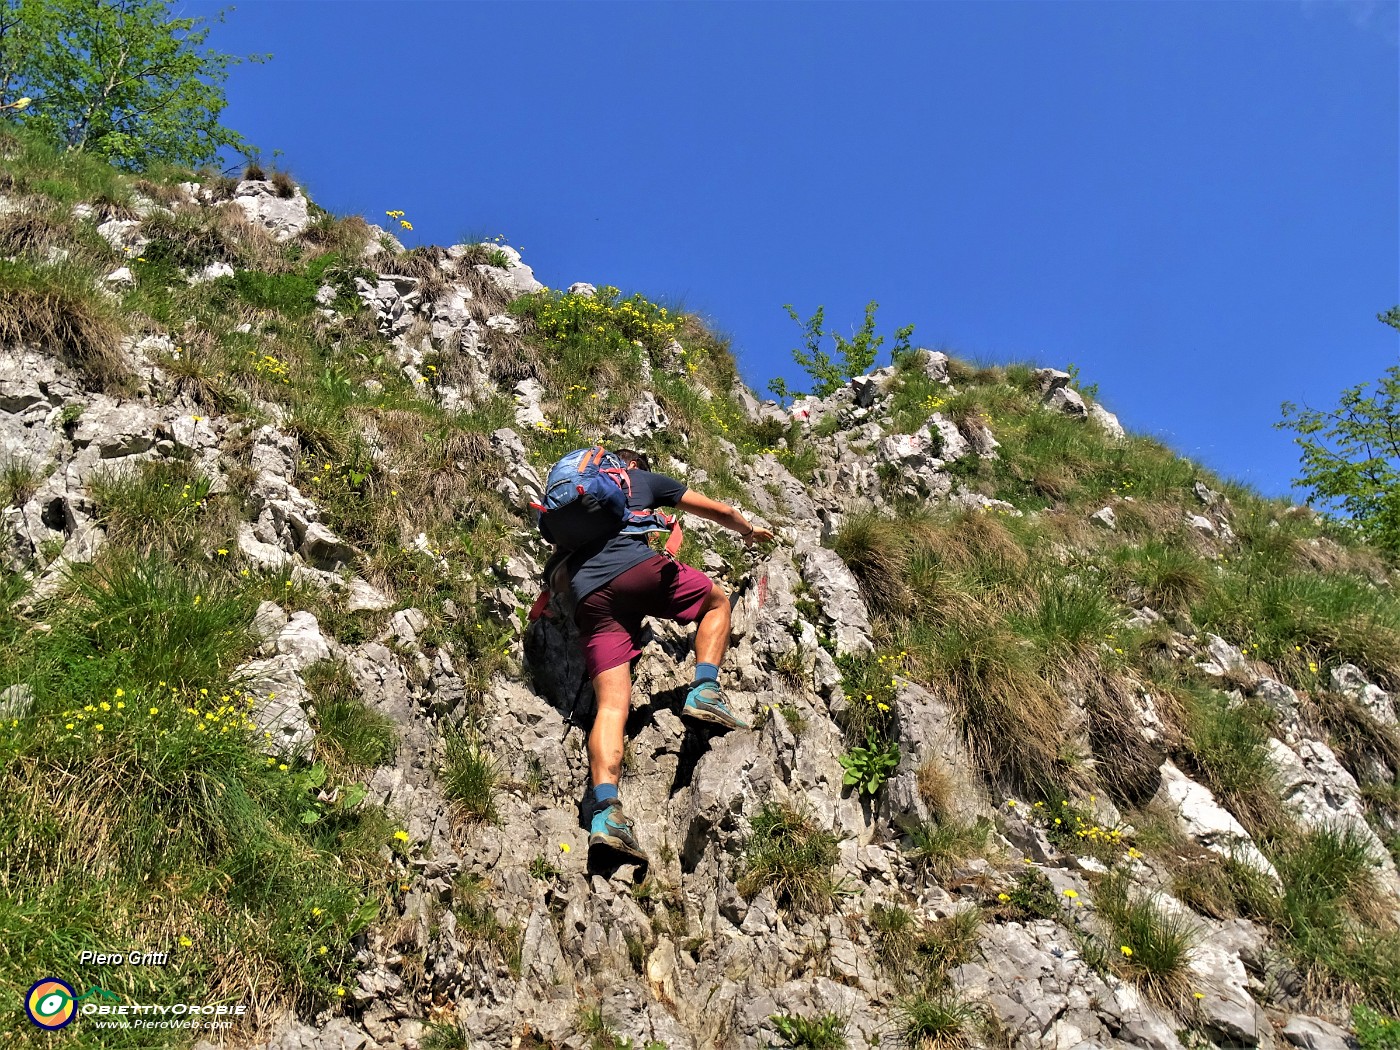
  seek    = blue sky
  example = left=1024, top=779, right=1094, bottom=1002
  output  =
left=192, top=0, right=1398, bottom=500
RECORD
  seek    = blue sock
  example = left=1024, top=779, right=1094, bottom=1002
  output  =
left=694, top=662, right=719, bottom=683
left=592, top=783, right=618, bottom=807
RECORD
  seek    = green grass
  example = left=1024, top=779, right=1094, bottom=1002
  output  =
left=1010, top=572, right=1117, bottom=664
left=737, top=801, right=844, bottom=916
left=303, top=661, right=398, bottom=777
left=441, top=729, right=500, bottom=822
left=0, top=124, right=137, bottom=206
left=1268, top=824, right=1400, bottom=1010
left=904, top=817, right=993, bottom=879
left=896, top=991, right=979, bottom=1050
left=422, top=1020, right=474, bottom=1050
left=1353, top=1005, right=1400, bottom=1050
left=453, top=874, right=523, bottom=976
left=0, top=550, right=395, bottom=1043
left=1194, top=563, right=1400, bottom=690
left=0, top=457, right=44, bottom=509
left=88, top=457, right=238, bottom=562
left=1110, top=539, right=1210, bottom=614
left=1093, top=874, right=1198, bottom=1005
left=1179, top=685, right=1284, bottom=835
left=31, top=551, right=256, bottom=700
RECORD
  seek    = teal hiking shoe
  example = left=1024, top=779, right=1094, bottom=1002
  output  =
left=681, top=680, right=748, bottom=731
left=588, top=799, right=648, bottom=862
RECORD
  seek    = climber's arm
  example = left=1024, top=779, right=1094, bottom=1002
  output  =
left=676, top=491, right=773, bottom=545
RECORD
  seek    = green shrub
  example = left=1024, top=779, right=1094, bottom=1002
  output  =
left=768, top=1012, right=847, bottom=1049
left=768, top=300, right=913, bottom=400
left=995, top=868, right=1061, bottom=922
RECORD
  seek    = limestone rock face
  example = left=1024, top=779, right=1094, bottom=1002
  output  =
left=7, top=170, right=1392, bottom=1050
left=232, top=180, right=312, bottom=240
left=1151, top=761, right=1280, bottom=885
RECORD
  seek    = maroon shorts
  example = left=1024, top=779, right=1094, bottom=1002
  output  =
left=574, top=554, right=714, bottom=679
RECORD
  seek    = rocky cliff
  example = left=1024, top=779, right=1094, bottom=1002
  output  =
left=1, top=130, right=1397, bottom=1050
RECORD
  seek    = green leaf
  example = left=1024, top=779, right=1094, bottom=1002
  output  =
left=342, top=784, right=368, bottom=809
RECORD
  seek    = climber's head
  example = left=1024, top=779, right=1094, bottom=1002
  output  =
left=613, top=447, right=650, bottom=471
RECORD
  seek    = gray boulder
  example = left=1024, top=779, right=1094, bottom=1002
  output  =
left=1331, top=663, right=1396, bottom=725
left=1151, top=761, right=1280, bottom=885
left=231, top=180, right=311, bottom=241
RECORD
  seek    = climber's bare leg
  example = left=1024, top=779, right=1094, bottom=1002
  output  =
left=588, top=661, right=631, bottom=788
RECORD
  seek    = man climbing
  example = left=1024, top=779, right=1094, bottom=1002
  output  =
left=552, top=448, right=773, bottom=863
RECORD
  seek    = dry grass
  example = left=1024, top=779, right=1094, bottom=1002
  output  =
left=269, top=170, right=298, bottom=198
left=0, top=204, right=74, bottom=256
left=0, top=262, right=127, bottom=389
left=832, top=510, right=913, bottom=616
left=917, top=759, right=956, bottom=817
left=140, top=202, right=281, bottom=272
left=299, top=213, right=373, bottom=256
left=907, top=614, right=1070, bottom=795
left=131, top=177, right=193, bottom=209
left=1077, top=668, right=1178, bottom=804
left=375, top=245, right=456, bottom=303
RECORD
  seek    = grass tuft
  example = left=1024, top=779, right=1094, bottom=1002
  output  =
left=303, top=661, right=398, bottom=777
left=0, top=260, right=127, bottom=389
left=441, top=728, right=500, bottom=823
left=737, top=801, right=844, bottom=916
left=905, top=817, right=993, bottom=879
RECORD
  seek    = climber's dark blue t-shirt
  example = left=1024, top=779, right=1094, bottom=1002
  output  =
left=564, top=469, right=688, bottom=604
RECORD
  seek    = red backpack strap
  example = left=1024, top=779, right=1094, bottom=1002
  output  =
left=662, top=513, right=683, bottom=557
left=528, top=588, right=553, bottom=622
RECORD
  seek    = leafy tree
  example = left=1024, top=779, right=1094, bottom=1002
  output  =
left=0, top=0, right=265, bottom=169
left=769, top=300, right=914, bottom=401
left=1277, top=307, right=1400, bottom=557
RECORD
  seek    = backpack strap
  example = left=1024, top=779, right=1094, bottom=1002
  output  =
left=661, top=513, right=683, bottom=557
left=528, top=588, right=553, bottom=622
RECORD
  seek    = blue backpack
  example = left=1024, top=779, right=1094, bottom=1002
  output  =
left=527, top=446, right=682, bottom=621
